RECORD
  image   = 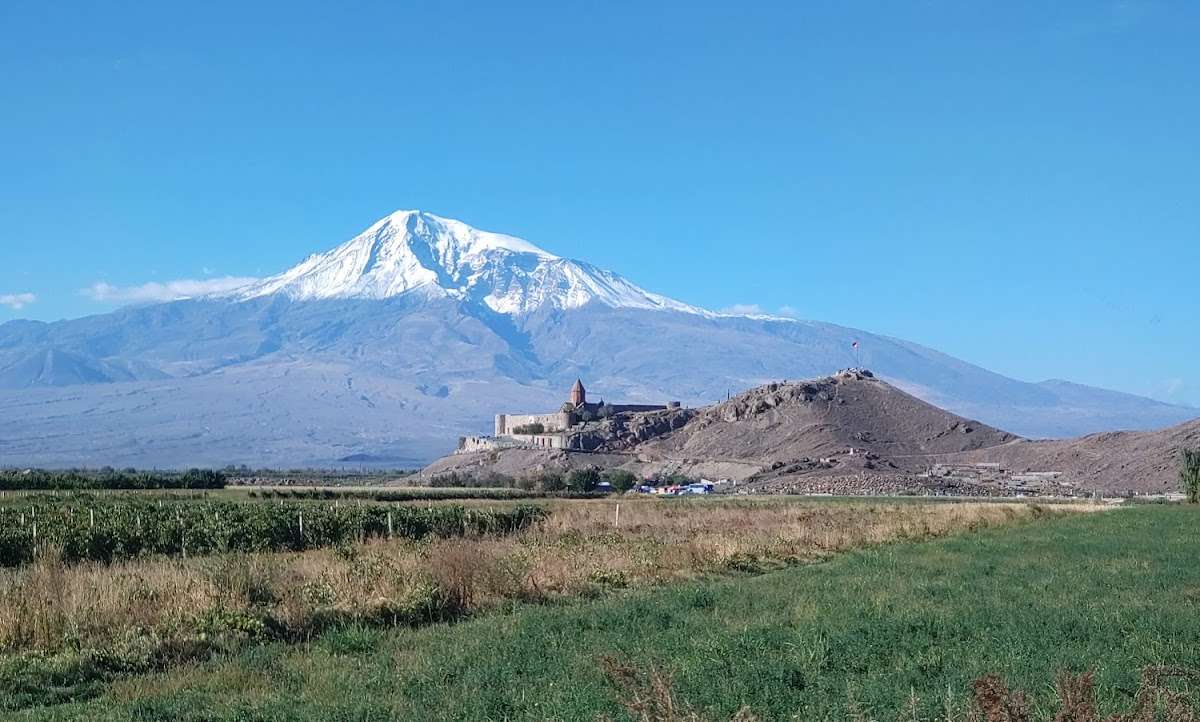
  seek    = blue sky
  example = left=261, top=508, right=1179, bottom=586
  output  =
left=1, top=1, right=1197, bottom=406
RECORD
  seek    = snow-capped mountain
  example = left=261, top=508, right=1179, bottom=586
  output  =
left=0, top=209, right=1194, bottom=469
left=236, top=210, right=704, bottom=317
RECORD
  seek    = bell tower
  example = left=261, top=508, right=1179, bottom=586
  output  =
left=570, top=379, right=586, bottom=407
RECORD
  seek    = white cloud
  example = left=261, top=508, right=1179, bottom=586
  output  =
left=719, top=303, right=764, bottom=315
left=0, top=293, right=36, bottom=310
left=83, top=276, right=259, bottom=304
left=719, top=303, right=803, bottom=319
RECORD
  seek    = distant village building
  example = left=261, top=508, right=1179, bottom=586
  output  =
left=461, top=380, right=679, bottom=453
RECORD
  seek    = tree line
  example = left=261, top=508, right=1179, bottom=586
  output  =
left=0, top=468, right=226, bottom=491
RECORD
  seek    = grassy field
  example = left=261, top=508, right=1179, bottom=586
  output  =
left=0, top=498, right=1077, bottom=717
left=7, top=504, right=1195, bottom=721
left=0, top=499, right=1043, bottom=658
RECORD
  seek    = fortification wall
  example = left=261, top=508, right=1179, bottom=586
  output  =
left=608, top=404, right=673, bottom=414
left=496, top=412, right=571, bottom=435
left=509, top=433, right=567, bottom=449
left=458, top=434, right=566, bottom=453
left=458, top=436, right=516, bottom=454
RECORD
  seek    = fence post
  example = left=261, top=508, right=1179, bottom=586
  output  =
left=387, top=511, right=393, bottom=538
left=298, top=511, right=304, bottom=544
left=614, top=503, right=620, bottom=528
left=90, top=508, right=94, bottom=528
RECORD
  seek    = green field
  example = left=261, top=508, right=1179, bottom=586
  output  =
left=10, top=505, right=1197, bottom=721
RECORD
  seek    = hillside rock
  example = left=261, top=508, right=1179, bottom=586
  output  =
left=566, top=408, right=696, bottom=451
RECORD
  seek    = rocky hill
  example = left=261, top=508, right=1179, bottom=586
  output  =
left=634, top=369, right=1016, bottom=472
left=422, top=370, right=1021, bottom=489
left=423, top=370, right=1198, bottom=494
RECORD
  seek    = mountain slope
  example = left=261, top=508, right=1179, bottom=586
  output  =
left=0, top=210, right=1193, bottom=468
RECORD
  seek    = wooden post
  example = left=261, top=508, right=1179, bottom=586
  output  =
left=387, top=511, right=393, bottom=538
left=89, top=508, right=94, bottom=528
left=614, top=503, right=620, bottom=528
left=298, top=511, right=304, bottom=542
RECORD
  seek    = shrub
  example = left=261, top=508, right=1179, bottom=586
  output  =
left=602, top=469, right=638, bottom=492
left=567, top=468, right=602, bottom=492
left=534, top=471, right=567, bottom=492
left=512, top=423, right=545, bottom=435
left=1182, top=449, right=1200, bottom=503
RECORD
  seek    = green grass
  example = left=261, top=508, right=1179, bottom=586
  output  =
left=12, top=506, right=1200, bottom=721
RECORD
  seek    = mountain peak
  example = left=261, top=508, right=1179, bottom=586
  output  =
left=365, top=210, right=558, bottom=260
left=235, top=210, right=706, bottom=317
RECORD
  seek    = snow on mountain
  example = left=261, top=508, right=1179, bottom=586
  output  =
left=236, top=210, right=706, bottom=317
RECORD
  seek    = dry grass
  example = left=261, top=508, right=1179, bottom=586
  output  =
left=596, top=660, right=1198, bottom=722
left=0, top=498, right=1084, bottom=657
left=967, top=667, right=1200, bottom=722
left=598, top=655, right=760, bottom=722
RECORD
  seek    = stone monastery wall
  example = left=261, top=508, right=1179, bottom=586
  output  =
left=494, top=412, right=572, bottom=436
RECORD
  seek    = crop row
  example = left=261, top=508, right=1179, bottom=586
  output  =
left=0, top=496, right=545, bottom=566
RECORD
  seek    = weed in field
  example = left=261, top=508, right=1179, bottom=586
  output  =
left=319, top=625, right=381, bottom=656
left=967, top=667, right=1199, bottom=722
left=599, top=655, right=760, bottom=722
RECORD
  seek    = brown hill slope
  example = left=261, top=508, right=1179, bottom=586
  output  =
left=644, top=370, right=1016, bottom=458
left=628, top=369, right=1018, bottom=479
left=947, top=419, right=1200, bottom=494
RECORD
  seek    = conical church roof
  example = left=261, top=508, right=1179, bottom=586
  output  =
left=570, top=378, right=587, bottom=406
